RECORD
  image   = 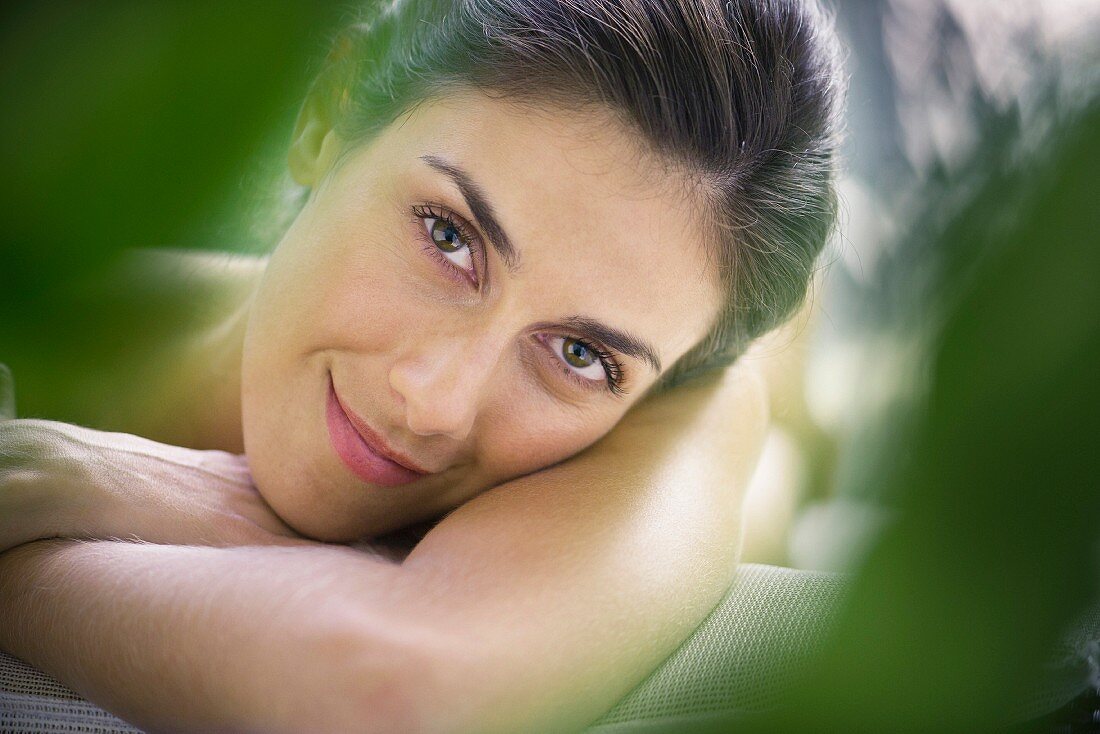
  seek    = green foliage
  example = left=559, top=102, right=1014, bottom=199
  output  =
left=756, top=86, right=1100, bottom=734
left=1, top=0, right=345, bottom=285
left=0, top=0, right=344, bottom=422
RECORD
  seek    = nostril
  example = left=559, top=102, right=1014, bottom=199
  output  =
left=388, top=359, right=416, bottom=412
left=388, top=380, right=406, bottom=410
left=388, top=341, right=493, bottom=440
left=403, top=394, right=477, bottom=441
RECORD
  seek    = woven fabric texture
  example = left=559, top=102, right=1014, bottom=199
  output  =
left=0, top=692, right=140, bottom=734
left=0, top=654, right=140, bottom=733
left=0, top=564, right=841, bottom=733
left=590, top=563, right=845, bottom=729
left=0, top=656, right=81, bottom=702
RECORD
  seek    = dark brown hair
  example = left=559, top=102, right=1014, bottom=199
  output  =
left=312, top=0, right=844, bottom=388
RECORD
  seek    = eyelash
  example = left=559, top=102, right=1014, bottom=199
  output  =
left=409, top=202, right=628, bottom=397
left=410, top=202, right=483, bottom=287
left=542, top=335, right=627, bottom=397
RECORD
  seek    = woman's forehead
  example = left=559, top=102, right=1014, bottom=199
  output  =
left=396, top=90, right=703, bottom=217
left=347, top=90, right=723, bottom=363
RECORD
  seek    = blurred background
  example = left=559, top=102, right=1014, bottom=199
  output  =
left=2, top=1, right=1099, bottom=731
left=740, top=0, right=1100, bottom=573
left=734, top=2, right=1100, bottom=730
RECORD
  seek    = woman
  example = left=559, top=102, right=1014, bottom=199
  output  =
left=0, top=0, right=842, bottom=730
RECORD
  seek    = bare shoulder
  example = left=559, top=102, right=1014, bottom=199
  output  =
left=110, top=249, right=265, bottom=449
left=9, top=248, right=264, bottom=445
left=118, top=248, right=266, bottom=282
left=108, top=248, right=265, bottom=322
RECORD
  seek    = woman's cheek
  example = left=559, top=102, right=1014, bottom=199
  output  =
left=300, top=251, right=414, bottom=353
left=482, top=404, right=619, bottom=479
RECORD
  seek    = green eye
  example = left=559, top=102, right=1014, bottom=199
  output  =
left=414, top=206, right=478, bottom=284
left=430, top=218, right=465, bottom=252
left=562, top=337, right=596, bottom=369
left=540, top=334, right=625, bottom=394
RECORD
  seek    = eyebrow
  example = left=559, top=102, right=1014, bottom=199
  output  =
left=557, top=316, right=663, bottom=373
left=418, top=154, right=520, bottom=272
left=419, top=154, right=662, bottom=375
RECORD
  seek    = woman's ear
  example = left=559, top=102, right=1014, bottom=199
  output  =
left=288, top=93, right=341, bottom=188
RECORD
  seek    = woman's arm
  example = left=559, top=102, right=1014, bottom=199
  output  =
left=0, top=364, right=766, bottom=733
left=0, top=419, right=304, bottom=553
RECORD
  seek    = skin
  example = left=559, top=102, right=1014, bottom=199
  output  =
left=0, top=365, right=765, bottom=732
left=0, top=87, right=768, bottom=732
left=239, top=88, right=722, bottom=540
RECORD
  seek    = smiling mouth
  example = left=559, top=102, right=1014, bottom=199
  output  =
left=325, top=373, right=429, bottom=487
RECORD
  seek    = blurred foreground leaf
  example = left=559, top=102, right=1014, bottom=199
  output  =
left=756, top=87, right=1100, bottom=734
left=0, top=0, right=342, bottom=297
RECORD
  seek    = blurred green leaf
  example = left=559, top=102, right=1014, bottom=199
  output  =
left=1, top=0, right=343, bottom=294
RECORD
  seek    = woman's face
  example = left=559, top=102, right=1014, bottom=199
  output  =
left=241, top=89, right=721, bottom=540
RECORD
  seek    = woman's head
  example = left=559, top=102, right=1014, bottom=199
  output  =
left=241, top=0, right=843, bottom=540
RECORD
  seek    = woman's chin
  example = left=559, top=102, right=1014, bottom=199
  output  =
left=242, top=457, right=347, bottom=542
left=286, top=517, right=373, bottom=544
left=263, top=488, right=361, bottom=542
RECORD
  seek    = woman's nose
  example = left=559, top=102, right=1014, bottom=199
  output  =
left=387, top=332, right=506, bottom=441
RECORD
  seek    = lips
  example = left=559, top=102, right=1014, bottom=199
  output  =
left=325, top=374, right=428, bottom=487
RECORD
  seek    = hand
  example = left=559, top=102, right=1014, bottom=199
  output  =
left=0, top=418, right=309, bottom=552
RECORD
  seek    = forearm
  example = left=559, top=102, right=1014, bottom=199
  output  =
left=0, top=539, right=414, bottom=734
left=1, top=418, right=306, bottom=552
left=0, top=366, right=769, bottom=734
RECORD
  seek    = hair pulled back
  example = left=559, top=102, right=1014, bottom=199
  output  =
left=310, top=0, right=844, bottom=387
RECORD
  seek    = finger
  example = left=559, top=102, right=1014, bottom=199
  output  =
left=0, top=363, right=15, bottom=420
